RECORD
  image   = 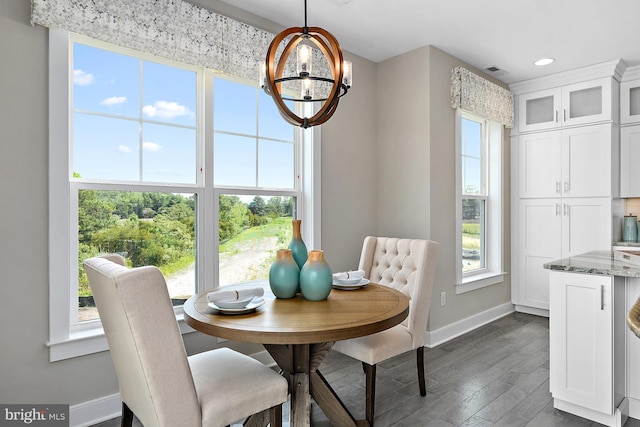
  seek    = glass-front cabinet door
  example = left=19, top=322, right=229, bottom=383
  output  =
left=621, top=79, right=640, bottom=125
left=561, top=78, right=612, bottom=127
left=518, top=88, right=562, bottom=132
left=518, top=78, right=613, bottom=133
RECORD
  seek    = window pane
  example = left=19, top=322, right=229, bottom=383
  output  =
left=462, top=198, right=486, bottom=272
left=73, top=113, right=140, bottom=181
left=142, top=61, right=197, bottom=126
left=214, top=134, right=256, bottom=186
left=78, top=190, right=196, bottom=322
left=218, top=194, right=295, bottom=286
left=73, top=43, right=139, bottom=118
left=213, top=77, right=256, bottom=135
left=461, top=117, right=483, bottom=194
left=258, top=139, right=295, bottom=188
left=142, top=123, right=197, bottom=184
left=258, top=90, right=295, bottom=141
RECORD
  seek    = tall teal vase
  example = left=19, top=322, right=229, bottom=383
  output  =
left=299, top=250, right=333, bottom=301
left=269, top=249, right=300, bottom=299
left=288, top=219, right=308, bottom=291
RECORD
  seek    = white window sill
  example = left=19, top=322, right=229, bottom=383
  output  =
left=47, top=313, right=195, bottom=362
left=456, top=271, right=506, bottom=294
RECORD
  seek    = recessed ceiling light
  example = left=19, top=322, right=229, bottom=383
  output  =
left=534, top=58, right=555, bottom=66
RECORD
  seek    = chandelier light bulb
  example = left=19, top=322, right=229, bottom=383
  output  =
left=343, top=61, right=352, bottom=88
left=297, top=45, right=313, bottom=77
left=301, top=79, right=314, bottom=100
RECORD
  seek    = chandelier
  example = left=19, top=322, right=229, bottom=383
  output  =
left=260, top=0, right=352, bottom=128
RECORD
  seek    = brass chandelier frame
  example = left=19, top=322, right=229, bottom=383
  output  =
left=262, top=0, right=350, bottom=128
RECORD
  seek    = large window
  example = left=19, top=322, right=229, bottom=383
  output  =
left=48, top=31, right=317, bottom=360
left=455, top=110, right=504, bottom=293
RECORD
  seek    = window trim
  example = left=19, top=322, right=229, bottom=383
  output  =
left=455, top=110, right=505, bottom=294
left=47, top=29, right=321, bottom=361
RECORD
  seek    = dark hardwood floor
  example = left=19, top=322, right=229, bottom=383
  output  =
left=92, top=312, right=640, bottom=426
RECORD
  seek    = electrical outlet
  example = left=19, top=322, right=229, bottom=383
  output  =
left=440, top=291, right=446, bottom=306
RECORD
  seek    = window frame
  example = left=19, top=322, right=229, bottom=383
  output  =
left=455, top=110, right=505, bottom=294
left=47, top=29, right=321, bottom=361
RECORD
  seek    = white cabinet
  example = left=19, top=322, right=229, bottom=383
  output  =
left=621, top=79, right=640, bottom=124
left=518, top=124, right=615, bottom=198
left=518, top=77, right=613, bottom=133
left=518, top=199, right=612, bottom=310
left=549, top=271, right=614, bottom=414
left=620, top=125, right=640, bottom=197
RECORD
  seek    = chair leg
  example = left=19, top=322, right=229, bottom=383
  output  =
left=364, top=363, right=376, bottom=427
left=269, top=404, right=282, bottom=427
left=417, top=347, right=426, bottom=396
left=121, top=402, right=133, bottom=427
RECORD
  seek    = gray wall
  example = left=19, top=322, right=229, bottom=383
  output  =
left=0, top=0, right=510, bottom=411
left=374, top=45, right=512, bottom=331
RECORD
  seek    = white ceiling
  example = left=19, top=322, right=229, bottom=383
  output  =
left=212, top=0, right=640, bottom=85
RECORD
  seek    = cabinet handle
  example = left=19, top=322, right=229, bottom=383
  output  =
left=556, top=181, right=561, bottom=194
left=564, top=181, right=569, bottom=193
left=556, top=203, right=560, bottom=216
left=601, top=285, right=604, bottom=310
left=555, top=110, right=559, bottom=123
left=564, top=109, right=567, bottom=122
left=563, top=203, right=569, bottom=216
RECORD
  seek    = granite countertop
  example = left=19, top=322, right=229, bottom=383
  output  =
left=544, top=250, right=640, bottom=278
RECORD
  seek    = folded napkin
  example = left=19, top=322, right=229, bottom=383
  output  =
left=207, top=287, right=264, bottom=304
left=332, top=270, right=365, bottom=280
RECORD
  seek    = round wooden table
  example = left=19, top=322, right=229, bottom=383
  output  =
left=183, top=283, right=409, bottom=427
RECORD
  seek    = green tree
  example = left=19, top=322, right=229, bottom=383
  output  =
left=248, top=196, right=267, bottom=216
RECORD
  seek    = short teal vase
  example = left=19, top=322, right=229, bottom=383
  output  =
left=299, top=250, right=333, bottom=301
left=288, top=219, right=308, bottom=292
left=269, top=249, right=300, bottom=299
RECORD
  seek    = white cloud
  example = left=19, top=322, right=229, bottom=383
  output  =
left=73, top=69, right=95, bottom=86
left=143, top=142, right=162, bottom=152
left=142, top=100, right=192, bottom=119
left=100, top=96, right=127, bottom=106
left=118, top=145, right=131, bottom=153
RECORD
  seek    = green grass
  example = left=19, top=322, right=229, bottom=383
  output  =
left=219, top=217, right=292, bottom=253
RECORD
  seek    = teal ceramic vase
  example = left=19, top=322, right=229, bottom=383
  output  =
left=299, top=250, right=332, bottom=301
left=269, top=249, right=300, bottom=299
left=288, top=219, right=308, bottom=291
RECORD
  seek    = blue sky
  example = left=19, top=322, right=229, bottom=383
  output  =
left=72, top=42, right=295, bottom=188
left=461, top=117, right=483, bottom=194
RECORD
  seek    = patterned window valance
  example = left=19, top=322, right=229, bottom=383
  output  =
left=31, top=0, right=328, bottom=86
left=450, top=67, right=513, bottom=128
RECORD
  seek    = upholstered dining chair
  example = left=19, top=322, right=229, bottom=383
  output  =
left=83, top=254, right=288, bottom=427
left=332, top=237, right=439, bottom=426
left=628, top=296, right=640, bottom=338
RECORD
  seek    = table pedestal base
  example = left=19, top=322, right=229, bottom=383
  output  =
left=264, top=343, right=368, bottom=427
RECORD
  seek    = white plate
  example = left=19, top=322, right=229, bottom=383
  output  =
left=208, top=298, right=266, bottom=314
left=213, top=296, right=254, bottom=309
left=332, top=279, right=369, bottom=290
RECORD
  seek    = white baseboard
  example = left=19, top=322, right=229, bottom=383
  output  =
left=515, top=304, right=549, bottom=317
left=424, top=302, right=515, bottom=348
left=70, top=393, right=121, bottom=427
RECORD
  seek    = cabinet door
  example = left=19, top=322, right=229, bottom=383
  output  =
left=562, top=198, right=612, bottom=258
left=562, top=124, right=612, bottom=197
left=621, top=79, right=640, bottom=125
left=518, top=88, right=562, bottom=132
left=549, top=272, right=613, bottom=414
left=620, top=125, right=640, bottom=197
left=518, top=131, right=562, bottom=198
left=518, top=199, right=562, bottom=309
left=561, top=78, right=612, bottom=127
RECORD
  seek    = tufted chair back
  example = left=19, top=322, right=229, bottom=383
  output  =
left=358, top=236, right=439, bottom=349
